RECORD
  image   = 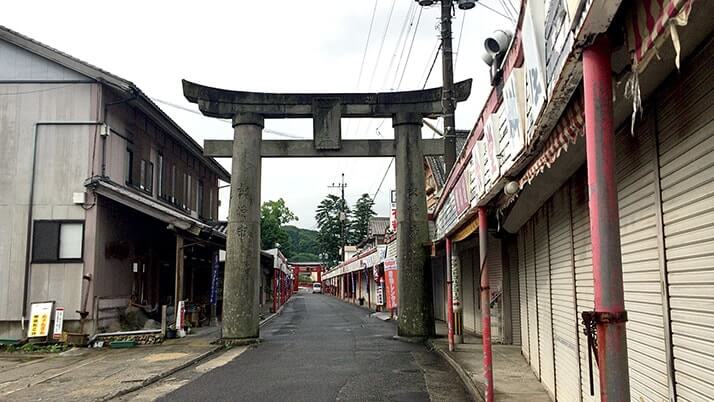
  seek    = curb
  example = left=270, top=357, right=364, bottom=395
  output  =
left=426, top=339, right=484, bottom=402
left=104, top=298, right=293, bottom=401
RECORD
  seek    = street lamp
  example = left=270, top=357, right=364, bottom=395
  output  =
left=413, top=0, right=477, bottom=174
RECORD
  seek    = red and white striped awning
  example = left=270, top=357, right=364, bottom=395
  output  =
left=626, top=0, right=693, bottom=73
left=519, top=94, right=584, bottom=188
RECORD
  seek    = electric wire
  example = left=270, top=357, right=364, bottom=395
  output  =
left=454, top=10, right=467, bottom=70
left=476, top=1, right=514, bottom=22
left=356, top=0, right=380, bottom=89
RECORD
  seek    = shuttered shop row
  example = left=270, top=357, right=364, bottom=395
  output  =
left=514, top=37, right=714, bottom=401
left=656, top=38, right=714, bottom=401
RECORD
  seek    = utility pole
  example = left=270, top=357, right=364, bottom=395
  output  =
left=329, top=173, right=348, bottom=262
left=441, top=0, right=457, bottom=174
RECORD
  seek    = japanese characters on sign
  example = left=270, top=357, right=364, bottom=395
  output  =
left=523, top=0, right=547, bottom=141
left=501, top=67, right=526, bottom=173
left=483, top=114, right=500, bottom=184
left=52, top=307, right=64, bottom=340
left=383, top=258, right=399, bottom=310
left=28, top=301, right=54, bottom=338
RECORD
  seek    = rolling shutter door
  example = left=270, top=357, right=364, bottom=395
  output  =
left=518, top=228, right=530, bottom=359
left=657, top=40, right=714, bottom=401
left=615, top=111, right=669, bottom=401
left=549, top=185, right=580, bottom=402
left=509, top=237, right=522, bottom=346
left=534, top=207, right=555, bottom=396
left=525, top=220, right=541, bottom=377
left=488, top=236, right=503, bottom=342
left=461, top=246, right=476, bottom=332
left=570, top=171, right=600, bottom=401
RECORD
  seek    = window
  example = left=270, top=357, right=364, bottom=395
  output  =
left=139, top=160, right=153, bottom=193
left=125, top=148, right=134, bottom=185
left=171, top=165, right=176, bottom=203
left=197, top=180, right=204, bottom=217
left=32, top=221, right=84, bottom=263
left=157, top=154, right=164, bottom=197
left=208, top=189, right=214, bottom=220
left=186, top=174, right=192, bottom=210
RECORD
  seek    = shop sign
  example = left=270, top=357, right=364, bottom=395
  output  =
left=28, top=301, right=54, bottom=338
left=501, top=67, right=526, bottom=172
left=471, top=141, right=485, bottom=201
left=176, top=300, right=186, bottom=330
left=383, top=258, right=399, bottom=309
left=376, top=282, right=385, bottom=306
left=523, top=0, right=548, bottom=141
left=483, top=114, right=500, bottom=184
left=210, top=253, right=220, bottom=305
left=454, top=174, right=469, bottom=215
left=52, top=307, right=64, bottom=340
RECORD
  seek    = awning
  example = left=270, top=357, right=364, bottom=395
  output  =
left=451, top=215, right=479, bottom=242
left=519, top=93, right=584, bottom=188
left=89, top=178, right=225, bottom=244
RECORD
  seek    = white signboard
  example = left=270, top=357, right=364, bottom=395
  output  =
left=501, top=67, right=526, bottom=172
left=376, top=282, right=385, bottom=306
left=523, top=0, right=547, bottom=141
left=52, top=307, right=65, bottom=340
left=27, top=301, right=54, bottom=338
left=483, top=114, right=500, bottom=182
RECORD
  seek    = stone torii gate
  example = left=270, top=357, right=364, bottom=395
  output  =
left=183, top=79, right=472, bottom=343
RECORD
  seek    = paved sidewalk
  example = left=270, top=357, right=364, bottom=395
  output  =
left=0, top=306, right=288, bottom=402
left=428, top=323, right=550, bottom=402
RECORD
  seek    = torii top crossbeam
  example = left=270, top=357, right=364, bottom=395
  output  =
left=182, top=79, right=472, bottom=119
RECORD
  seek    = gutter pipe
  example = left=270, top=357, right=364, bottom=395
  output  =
left=22, top=121, right=103, bottom=326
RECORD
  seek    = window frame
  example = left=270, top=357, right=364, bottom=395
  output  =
left=157, top=153, right=164, bottom=197
left=125, top=148, right=134, bottom=186
left=31, top=220, right=85, bottom=264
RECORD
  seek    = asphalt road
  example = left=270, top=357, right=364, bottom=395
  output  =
left=159, top=292, right=471, bottom=402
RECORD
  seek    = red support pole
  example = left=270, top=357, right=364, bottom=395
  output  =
left=272, top=269, right=277, bottom=313
left=478, top=207, right=494, bottom=402
left=446, top=238, right=455, bottom=352
left=583, top=35, right=630, bottom=401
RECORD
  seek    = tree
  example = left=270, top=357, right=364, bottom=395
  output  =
left=315, top=194, right=350, bottom=267
left=260, top=199, right=297, bottom=257
left=349, top=193, right=376, bottom=244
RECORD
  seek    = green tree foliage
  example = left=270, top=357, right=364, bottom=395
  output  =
left=315, top=194, right=350, bottom=267
left=260, top=198, right=297, bottom=257
left=283, top=225, right=320, bottom=261
left=349, top=193, right=376, bottom=245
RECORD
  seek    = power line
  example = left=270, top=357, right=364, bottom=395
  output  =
left=356, top=0, right=379, bottom=89
left=422, top=42, right=442, bottom=89
left=151, top=97, right=308, bottom=139
left=476, top=1, right=514, bottom=22
left=396, top=7, right=423, bottom=89
left=454, top=11, right=467, bottom=69
left=372, top=157, right=394, bottom=202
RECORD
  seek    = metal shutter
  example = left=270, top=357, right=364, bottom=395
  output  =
left=461, top=246, right=477, bottom=332
left=570, top=171, right=600, bottom=401
left=488, top=235, right=503, bottom=342
left=432, top=255, right=446, bottom=321
left=510, top=237, right=522, bottom=346
left=534, top=207, right=555, bottom=396
left=518, top=228, right=530, bottom=359
left=615, top=111, right=670, bottom=401
left=549, top=184, right=581, bottom=402
left=657, top=41, right=714, bottom=401
left=525, top=220, right=541, bottom=378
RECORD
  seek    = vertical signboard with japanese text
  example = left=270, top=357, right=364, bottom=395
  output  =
left=501, top=67, right=526, bottom=173
left=483, top=114, right=501, bottom=186
left=383, top=258, right=399, bottom=310
left=523, top=0, right=547, bottom=141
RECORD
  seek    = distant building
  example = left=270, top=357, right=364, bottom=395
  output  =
left=0, top=26, right=229, bottom=338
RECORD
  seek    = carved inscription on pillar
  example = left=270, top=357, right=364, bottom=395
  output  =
left=313, top=97, right=342, bottom=150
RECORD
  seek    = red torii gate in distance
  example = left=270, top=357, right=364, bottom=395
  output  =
left=289, top=262, right=325, bottom=291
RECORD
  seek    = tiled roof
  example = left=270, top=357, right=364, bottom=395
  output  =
left=368, top=217, right=390, bottom=237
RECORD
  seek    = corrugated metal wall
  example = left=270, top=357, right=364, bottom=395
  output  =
left=615, top=109, right=669, bottom=400
left=534, top=207, right=555, bottom=396
left=432, top=254, right=447, bottom=322
left=525, top=221, right=541, bottom=378
left=488, top=235, right=503, bottom=342
left=461, top=245, right=477, bottom=332
left=518, top=230, right=530, bottom=359
left=657, top=39, right=714, bottom=401
left=570, top=171, right=600, bottom=402
left=508, top=237, right=522, bottom=346
left=549, top=185, right=580, bottom=402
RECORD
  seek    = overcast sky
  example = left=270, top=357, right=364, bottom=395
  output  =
left=5, top=0, right=518, bottom=229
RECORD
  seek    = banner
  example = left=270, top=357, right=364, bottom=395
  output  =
left=28, top=301, right=54, bottom=338
left=376, top=282, right=385, bottom=306
left=383, top=258, right=399, bottom=310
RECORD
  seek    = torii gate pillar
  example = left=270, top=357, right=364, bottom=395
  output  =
left=393, top=113, right=431, bottom=338
left=223, top=113, right=263, bottom=341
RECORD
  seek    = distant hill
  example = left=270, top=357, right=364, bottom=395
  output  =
left=283, top=225, right=320, bottom=262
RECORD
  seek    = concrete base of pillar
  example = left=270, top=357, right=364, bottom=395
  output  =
left=218, top=337, right=261, bottom=347
left=392, top=335, right=427, bottom=344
